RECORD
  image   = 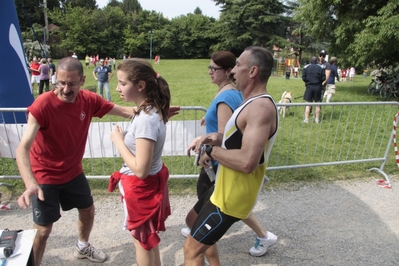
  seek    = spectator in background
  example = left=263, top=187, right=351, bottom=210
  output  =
left=108, top=57, right=113, bottom=70
left=346, top=68, right=350, bottom=81
left=302, top=56, right=326, bottom=123
left=324, top=57, right=339, bottom=103
left=48, top=58, right=57, bottom=89
left=93, top=59, right=113, bottom=101
left=341, top=67, right=347, bottom=82
left=29, top=57, right=40, bottom=93
left=38, top=58, right=50, bottom=95
left=337, top=67, right=342, bottom=82
left=319, top=50, right=330, bottom=101
left=349, top=67, right=356, bottom=82
left=294, top=66, right=299, bottom=78
left=85, top=55, right=90, bottom=69
left=112, top=58, right=116, bottom=70
left=72, top=52, right=78, bottom=59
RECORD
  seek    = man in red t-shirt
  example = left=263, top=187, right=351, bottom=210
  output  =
left=29, top=57, right=40, bottom=93
left=16, top=57, right=180, bottom=266
left=16, top=57, right=136, bottom=265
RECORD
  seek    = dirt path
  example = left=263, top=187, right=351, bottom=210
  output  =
left=1, top=179, right=398, bottom=265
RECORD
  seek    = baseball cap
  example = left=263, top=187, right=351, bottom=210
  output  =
left=319, top=49, right=327, bottom=56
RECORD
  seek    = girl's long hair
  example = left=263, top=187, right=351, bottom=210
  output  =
left=118, top=58, right=170, bottom=123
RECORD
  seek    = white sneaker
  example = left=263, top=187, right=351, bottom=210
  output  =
left=249, top=232, right=277, bottom=257
left=303, top=119, right=309, bottom=123
left=74, top=243, right=108, bottom=263
left=315, top=118, right=320, bottom=123
left=181, top=227, right=190, bottom=238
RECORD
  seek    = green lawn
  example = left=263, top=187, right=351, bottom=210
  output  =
left=34, top=58, right=378, bottom=110
left=7, top=59, right=395, bottom=196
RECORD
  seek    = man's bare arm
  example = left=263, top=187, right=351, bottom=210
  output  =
left=204, top=98, right=276, bottom=173
left=16, top=113, right=45, bottom=208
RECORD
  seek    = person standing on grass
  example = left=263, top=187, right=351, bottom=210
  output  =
left=182, top=51, right=275, bottom=265
left=349, top=66, right=356, bottom=82
left=183, top=46, right=279, bottom=265
left=16, top=57, right=139, bottom=266
left=324, top=57, right=339, bottom=103
left=108, top=58, right=171, bottom=266
left=29, top=57, right=40, bottom=93
left=85, top=54, right=90, bottom=69
left=38, top=58, right=50, bottom=95
left=341, top=67, right=347, bottom=82
left=302, top=56, right=326, bottom=123
left=93, top=58, right=113, bottom=101
left=48, top=58, right=57, bottom=90
left=319, top=50, right=330, bottom=101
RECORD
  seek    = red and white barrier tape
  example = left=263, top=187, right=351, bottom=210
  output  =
left=378, top=112, right=399, bottom=189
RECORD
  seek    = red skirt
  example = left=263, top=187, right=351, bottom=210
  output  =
left=108, top=164, right=171, bottom=250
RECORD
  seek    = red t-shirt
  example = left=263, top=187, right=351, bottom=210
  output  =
left=30, top=62, right=40, bottom=76
left=341, top=69, right=347, bottom=77
left=28, top=90, right=114, bottom=184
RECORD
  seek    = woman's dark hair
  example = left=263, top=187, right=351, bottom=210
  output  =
left=117, top=58, right=170, bottom=123
left=211, top=51, right=236, bottom=81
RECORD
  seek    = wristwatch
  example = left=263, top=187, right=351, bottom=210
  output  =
left=205, top=145, right=213, bottom=159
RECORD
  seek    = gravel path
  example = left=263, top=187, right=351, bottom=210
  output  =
left=1, top=178, right=398, bottom=266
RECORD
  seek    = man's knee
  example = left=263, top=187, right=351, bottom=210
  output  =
left=34, top=223, right=53, bottom=241
left=78, top=204, right=95, bottom=218
left=184, top=236, right=205, bottom=259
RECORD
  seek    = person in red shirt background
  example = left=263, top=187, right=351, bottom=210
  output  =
left=29, top=57, right=40, bottom=93
left=341, top=68, right=347, bottom=82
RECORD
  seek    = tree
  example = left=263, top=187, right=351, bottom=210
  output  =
left=59, top=0, right=97, bottom=9
left=106, top=0, right=123, bottom=8
left=295, top=0, right=399, bottom=69
left=122, top=10, right=170, bottom=58
left=167, top=14, right=217, bottom=58
left=210, top=0, right=290, bottom=54
left=48, top=4, right=98, bottom=56
left=121, top=0, right=142, bottom=14
left=15, top=0, right=59, bottom=31
left=194, top=7, right=203, bottom=15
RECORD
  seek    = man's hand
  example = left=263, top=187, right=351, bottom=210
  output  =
left=194, top=133, right=222, bottom=153
left=198, top=151, right=212, bottom=168
left=18, top=185, right=44, bottom=209
left=168, top=106, right=180, bottom=118
left=186, top=136, right=201, bottom=157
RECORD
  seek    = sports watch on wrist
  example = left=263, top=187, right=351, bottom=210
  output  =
left=205, top=145, right=213, bottom=159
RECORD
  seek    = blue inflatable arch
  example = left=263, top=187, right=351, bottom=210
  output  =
left=0, top=0, right=34, bottom=123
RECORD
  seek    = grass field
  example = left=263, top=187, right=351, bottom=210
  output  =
left=33, top=58, right=381, bottom=110
left=4, top=59, right=396, bottom=196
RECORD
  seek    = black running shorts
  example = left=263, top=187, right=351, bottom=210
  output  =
left=31, top=173, right=93, bottom=226
left=191, top=200, right=240, bottom=245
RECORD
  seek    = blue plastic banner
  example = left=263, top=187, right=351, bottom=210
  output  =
left=0, top=0, right=34, bottom=123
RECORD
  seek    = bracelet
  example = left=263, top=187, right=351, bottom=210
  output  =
left=205, top=145, right=213, bottom=159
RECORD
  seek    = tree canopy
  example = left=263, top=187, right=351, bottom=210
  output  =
left=295, top=0, right=399, bottom=68
left=15, top=0, right=399, bottom=68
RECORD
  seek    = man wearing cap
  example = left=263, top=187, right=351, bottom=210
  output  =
left=319, top=50, right=331, bottom=101
left=302, top=56, right=326, bottom=123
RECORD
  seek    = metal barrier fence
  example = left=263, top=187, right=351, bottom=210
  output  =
left=1, top=102, right=398, bottom=185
